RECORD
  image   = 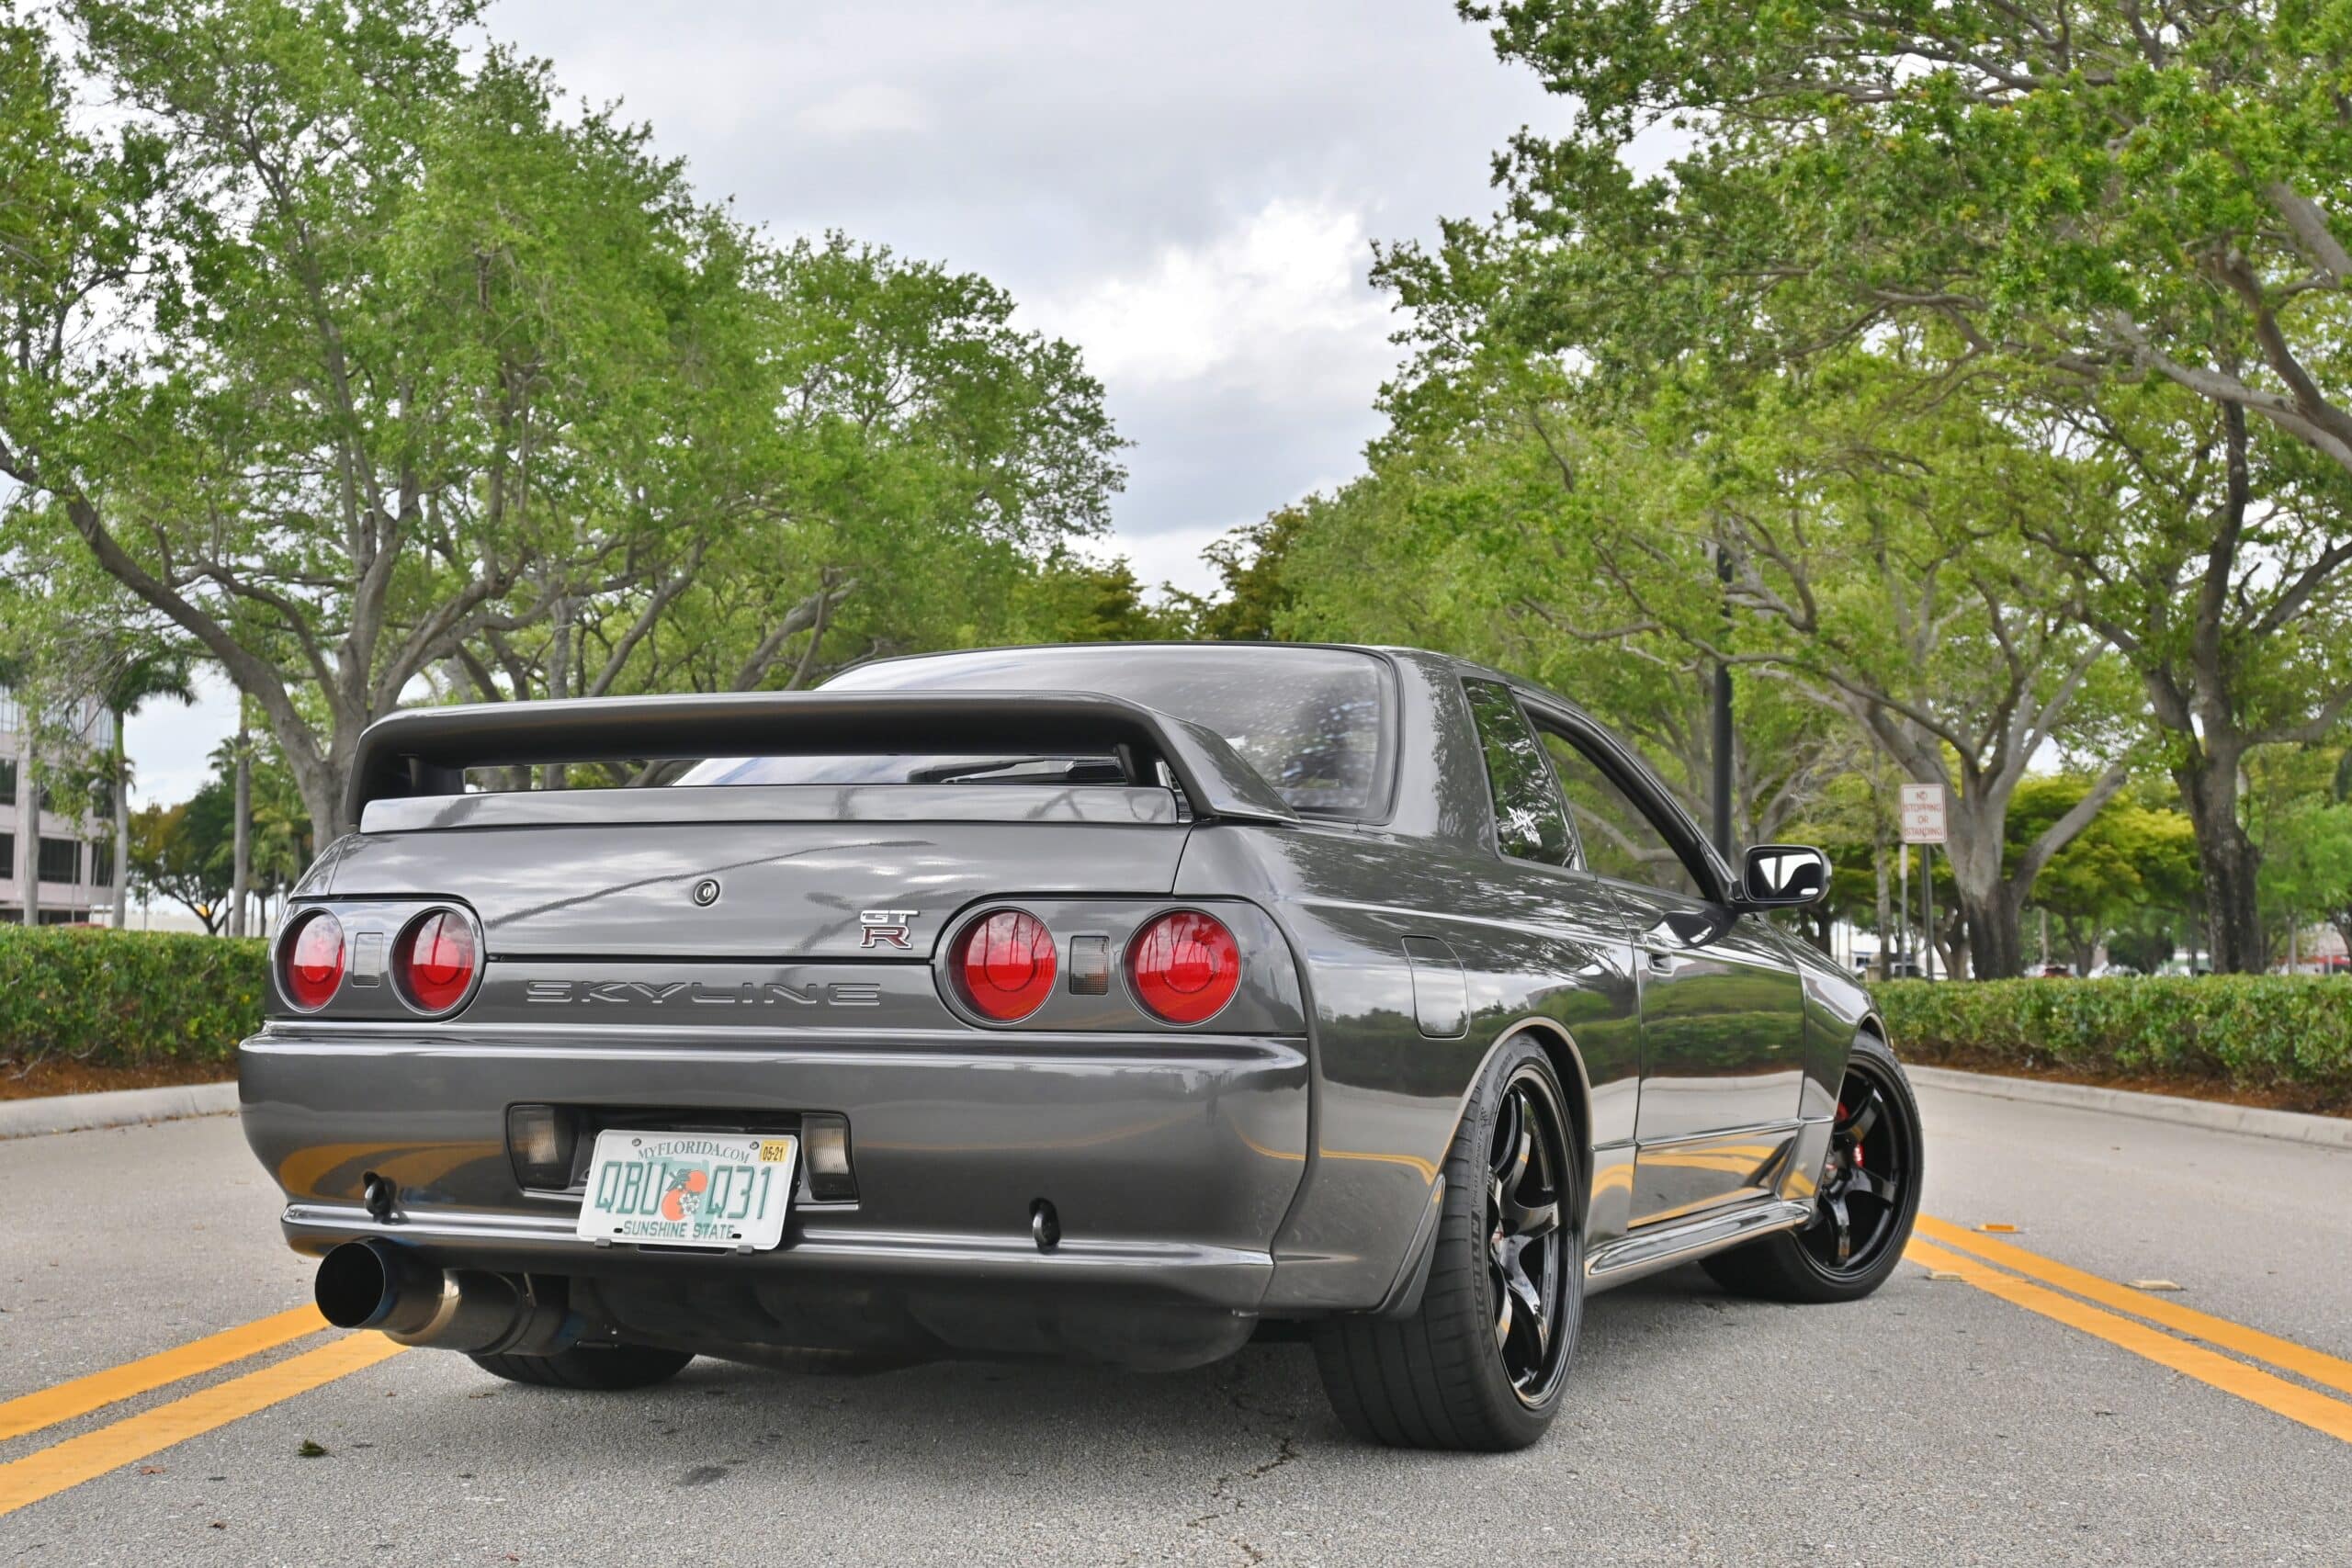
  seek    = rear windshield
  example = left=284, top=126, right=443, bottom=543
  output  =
left=674, top=646, right=1393, bottom=818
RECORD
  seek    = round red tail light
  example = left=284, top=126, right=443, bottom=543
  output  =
left=282, top=910, right=346, bottom=1011
left=396, top=908, right=480, bottom=1014
left=1127, top=910, right=1240, bottom=1024
left=953, top=908, right=1057, bottom=1021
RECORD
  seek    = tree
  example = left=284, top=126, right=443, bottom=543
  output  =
left=1465, top=0, right=2352, bottom=483
left=1433, top=0, right=2352, bottom=965
left=3, top=4, right=697, bottom=838
left=1, top=5, right=1125, bottom=836
left=1296, top=331, right=2132, bottom=975
left=1261, top=401, right=1857, bottom=854
left=127, top=795, right=230, bottom=932
left=2024, top=383, right=2352, bottom=970
left=2010, top=777, right=2198, bottom=975
left=1169, top=506, right=1308, bottom=641
left=2247, top=745, right=2352, bottom=964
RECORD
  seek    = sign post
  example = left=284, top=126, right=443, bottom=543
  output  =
left=1899, top=784, right=1948, bottom=981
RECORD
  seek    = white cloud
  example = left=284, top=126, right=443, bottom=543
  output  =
left=791, top=83, right=931, bottom=140
left=1036, top=197, right=1393, bottom=393
left=125, top=668, right=238, bottom=809
left=1076, top=521, right=1228, bottom=601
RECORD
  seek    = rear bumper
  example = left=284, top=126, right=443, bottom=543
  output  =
left=240, top=1023, right=1311, bottom=1346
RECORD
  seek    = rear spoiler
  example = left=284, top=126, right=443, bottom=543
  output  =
left=345, top=690, right=1300, bottom=828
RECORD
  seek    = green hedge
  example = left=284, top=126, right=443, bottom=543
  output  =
left=0, top=926, right=266, bottom=1071
left=1876, top=976, right=2352, bottom=1113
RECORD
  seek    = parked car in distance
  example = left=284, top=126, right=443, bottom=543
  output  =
left=241, top=643, right=1923, bottom=1451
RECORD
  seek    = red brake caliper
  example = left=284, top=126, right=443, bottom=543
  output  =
left=1838, top=1100, right=1863, bottom=1170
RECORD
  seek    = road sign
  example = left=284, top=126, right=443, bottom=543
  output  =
left=1900, top=783, right=1948, bottom=844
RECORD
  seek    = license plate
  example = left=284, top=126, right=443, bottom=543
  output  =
left=574, top=1130, right=797, bottom=1251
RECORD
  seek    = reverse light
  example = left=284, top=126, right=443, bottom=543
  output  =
left=506, top=1103, right=574, bottom=1190
left=394, top=908, right=480, bottom=1014
left=801, top=1112, right=855, bottom=1200
left=953, top=908, right=1058, bottom=1021
left=281, top=909, right=347, bottom=1011
left=1127, top=910, right=1241, bottom=1024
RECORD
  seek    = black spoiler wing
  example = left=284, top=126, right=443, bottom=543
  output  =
left=345, top=689, right=1300, bottom=828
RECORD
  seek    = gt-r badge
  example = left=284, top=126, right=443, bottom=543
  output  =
left=859, top=908, right=917, bottom=949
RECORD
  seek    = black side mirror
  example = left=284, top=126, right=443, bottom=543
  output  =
left=1734, top=844, right=1829, bottom=910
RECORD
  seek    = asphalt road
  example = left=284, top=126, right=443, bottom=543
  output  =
left=5, top=1082, right=2349, bottom=1567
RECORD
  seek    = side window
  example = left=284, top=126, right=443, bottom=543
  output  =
left=1539, top=729, right=1706, bottom=898
left=1462, top=680, right=1570, bottom=866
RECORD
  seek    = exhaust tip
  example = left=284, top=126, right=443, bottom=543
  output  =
left=316, top=1239, right=393, bottom=1328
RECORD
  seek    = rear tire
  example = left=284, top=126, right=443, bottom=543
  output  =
left=1311, top=1037, right=1582, bottom=1451
left=1702, top=1031, right=1922, bottom=1304
left=470, top=1343, right=695, bottom=1391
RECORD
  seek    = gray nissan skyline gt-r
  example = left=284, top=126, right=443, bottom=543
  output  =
left=242, top=641, right=1922, bottom=1451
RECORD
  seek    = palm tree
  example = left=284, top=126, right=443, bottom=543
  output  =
left=95, top=651, right=198, bottom=929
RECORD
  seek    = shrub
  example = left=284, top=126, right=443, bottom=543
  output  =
left=0, top=926, right=266, bottom=1073
left=1875, top=976, right=2352, bottom=1113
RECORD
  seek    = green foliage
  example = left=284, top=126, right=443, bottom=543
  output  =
left=1165, top=506, right=1308, bottom=641
left=2011, top=775, right=2198, bottom=967
left=1877, top=977, right=2352, bottom=1112
left=0, top=927, right=265, bottom=1071
left=0, top=2, right=1125, bottom=839
left=1415, top=0, right=2352, bottom=970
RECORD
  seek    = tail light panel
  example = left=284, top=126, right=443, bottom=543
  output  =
left=1127, top=909, right=1242, bottom=1024
left=935, top=899, right=1295, bottom=1033
left=950, top=908, right=1059, bottom=1021
left=271, top=899, right=485, bottom=1021
left=393, top=907, right=484, bottom=1016
left=278, top=909, right=347, bottom=1011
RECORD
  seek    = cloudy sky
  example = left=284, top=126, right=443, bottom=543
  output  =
left=132, top=0, right=1564, bottom=804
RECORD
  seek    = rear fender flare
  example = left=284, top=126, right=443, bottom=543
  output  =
left=1373, top=1019, right=1593, bottom=1319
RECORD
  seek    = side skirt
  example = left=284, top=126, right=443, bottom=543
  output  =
left=1583, top=1198, right=1813, bottom=1294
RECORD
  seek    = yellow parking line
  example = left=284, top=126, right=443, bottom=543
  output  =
left=1917, top=1215, right=2352, bottom=1400
left=0, top=1306, right=327, bottom=1444
left=1905, top=1240, right=2352, bottom=1445
left=0, top=1334, right=405, bottom=1518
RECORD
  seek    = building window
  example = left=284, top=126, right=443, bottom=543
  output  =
left=0, top=831, right=12, bottom=880
left=90, top=841, right=115, bottom=887
left=38, top=836, right=78, bottom=883
left=0, top=757, right=16, bottom=800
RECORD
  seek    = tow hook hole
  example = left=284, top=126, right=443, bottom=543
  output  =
left=363, top=1171, right=397, bottom=1222
left=1030, top=1199, right=1060, bottom=1252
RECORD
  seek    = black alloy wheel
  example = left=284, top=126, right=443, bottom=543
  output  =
left=1487, top=1066, right=1572, bottom=1401
left=1701, top=1030, right=1923, bottom=1304
left=1804, top=1062, right=1911, bottom=1277
left=1312, top=1036, right=1584, bottom=1450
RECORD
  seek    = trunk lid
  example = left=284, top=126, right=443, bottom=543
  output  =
left=314, top=784, right=1191, bottom=960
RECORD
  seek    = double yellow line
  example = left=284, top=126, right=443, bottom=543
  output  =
left=1908, top=1215, right=2352, bottom=1444
left=5, top=1217, right=2349, bottom=1519
left=0, top=1308, right=406, bottom=1517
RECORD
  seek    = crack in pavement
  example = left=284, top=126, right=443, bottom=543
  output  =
left=1182, top=1373, right=1305, bottom=1564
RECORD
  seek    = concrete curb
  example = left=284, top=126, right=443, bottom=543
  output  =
left=0, top=1080, right=238, bottom=1141
left=1907, top=1064, right=2352, bottom=1151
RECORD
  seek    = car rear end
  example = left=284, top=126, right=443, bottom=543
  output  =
left=240, top=675, right=1344, bottom=1371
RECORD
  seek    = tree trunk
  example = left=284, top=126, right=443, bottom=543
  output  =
left=231, top=723, right=252, bottom=941
left=1949, top=869, right=2024, bottom=980
left=1871, top=836, right=1891, bottom=980
left=112, top=708, right=130, bottom=929
left=2174, top=745, right=2265, bottom=972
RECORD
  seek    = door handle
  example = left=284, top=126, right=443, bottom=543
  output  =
left=1646, top=950, right=1677, bottom=975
